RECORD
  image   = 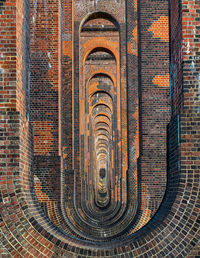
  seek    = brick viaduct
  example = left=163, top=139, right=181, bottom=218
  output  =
left=0, top=0, right=200, bottom=257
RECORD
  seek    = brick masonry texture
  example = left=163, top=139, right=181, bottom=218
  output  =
left=0, top=0, right=200, bottom=257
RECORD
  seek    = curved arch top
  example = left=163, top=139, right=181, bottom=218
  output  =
left=89, top=72, right=115, bottom=85
left=79, top=11, right=120, bottom=32
left=82, top=37, right=119, bottom=63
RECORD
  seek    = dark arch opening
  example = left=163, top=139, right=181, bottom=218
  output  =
left=86, top=47, right=116, bottom=62
left=90, top=73, right=114, bottom=85
left=96, top=128, right=110, bottom=134
left=99, top=168, right=106, bottom=178
left=92, top=105, right=112, bottom=117
left=95, top=114, right=111, bottom=121
left=95, top=122, right=111, bottom=129
left=80, top=11, right=120, bottom=32
left=90, top=90, right=113, bottom=102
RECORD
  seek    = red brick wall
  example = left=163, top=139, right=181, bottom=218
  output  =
left=61, top=0, right=73, bottom=171
left=135, top=0, right=170, bottom=227
left=170, top=0, right=183, bottom=116
left=0, top=0, right=200, bottom=256
left=30, top=0, right=59, bottom=155
left=30, top=0, right=61, bottom=206
left=0, top=0, right=17, bottom=111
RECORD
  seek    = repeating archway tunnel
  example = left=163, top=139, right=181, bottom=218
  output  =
left=58, top=12, right=133, bottom=239
left=28, top=0, right=181, bottom=247
left=30, top=6, right=170, bottom=241
left=1, top=0, right=200, bottom=256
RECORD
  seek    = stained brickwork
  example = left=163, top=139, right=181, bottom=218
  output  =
left=170, top=0, right=183, bottom=116
left=134, top=0, right=170, bottom=228
left=30, top=0, right=61, bottom=212
left=0, top=0, right=200, bottom=257
left=61, top=0, right=73, bottom=172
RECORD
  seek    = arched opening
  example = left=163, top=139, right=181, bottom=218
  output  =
left=80, top=11, right=120, bottom=32
left=86, top=47, right=116, bottom=62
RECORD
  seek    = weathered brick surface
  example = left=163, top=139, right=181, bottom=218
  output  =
left=170, top=0, right=183, bottom=116
left=29, top=0, right=61, bottom=213
left=0, top=0, right=200, bottom=256
left=135, top=0, right=170, bottom=228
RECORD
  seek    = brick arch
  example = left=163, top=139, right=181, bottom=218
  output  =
left=88, top=71, right=116, bottom=86
left=86, top=47, right=116, bottom=61
left=78, top=10, right=129, bottom=227
left=87, top=72, right=116, bottom=98
left=79, top=11, right=120, bottom=33
left=91, top=102, right=113, bottom=112
left=82, top=38, right=119, bottom=63
left=1, top=0, right=200, bottom=256
left=95, top=121, right=111, bottom=129
left=94, top=113, right=111, bottom=122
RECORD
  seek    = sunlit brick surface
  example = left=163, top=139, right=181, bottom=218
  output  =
left=0, top=0, right=200, bottom=256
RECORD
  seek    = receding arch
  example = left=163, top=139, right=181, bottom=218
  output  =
left=97, top=149, right=108, bottom=156
left=96, top=138, right=109, bottom=144
left=88, top=71, right=116, bottom=88
left=90, top=91, right=113, bottom=104
left=96, top=134, right=110, bottom=141
left=92, top=105, right=112, bottom=118
left=82, top=38, right=119, bottom=63
left=95, top=121, right=111, bottom=130
left=94, top=113, right=111, bottom=122
left=86, top=47, right=116, bottom=62
left=96, top=128, right=110, bottom=134
left=96, top=137, right=109, bottom=143
left=95, top=127, right=111, bottom=135
left=96, top=142, right=109, bottom=149
left=80, top=11, right=120, bottom=33
left=94, top=116, right=111, bottom=125
left=90, top=72, right=115, bottom=85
